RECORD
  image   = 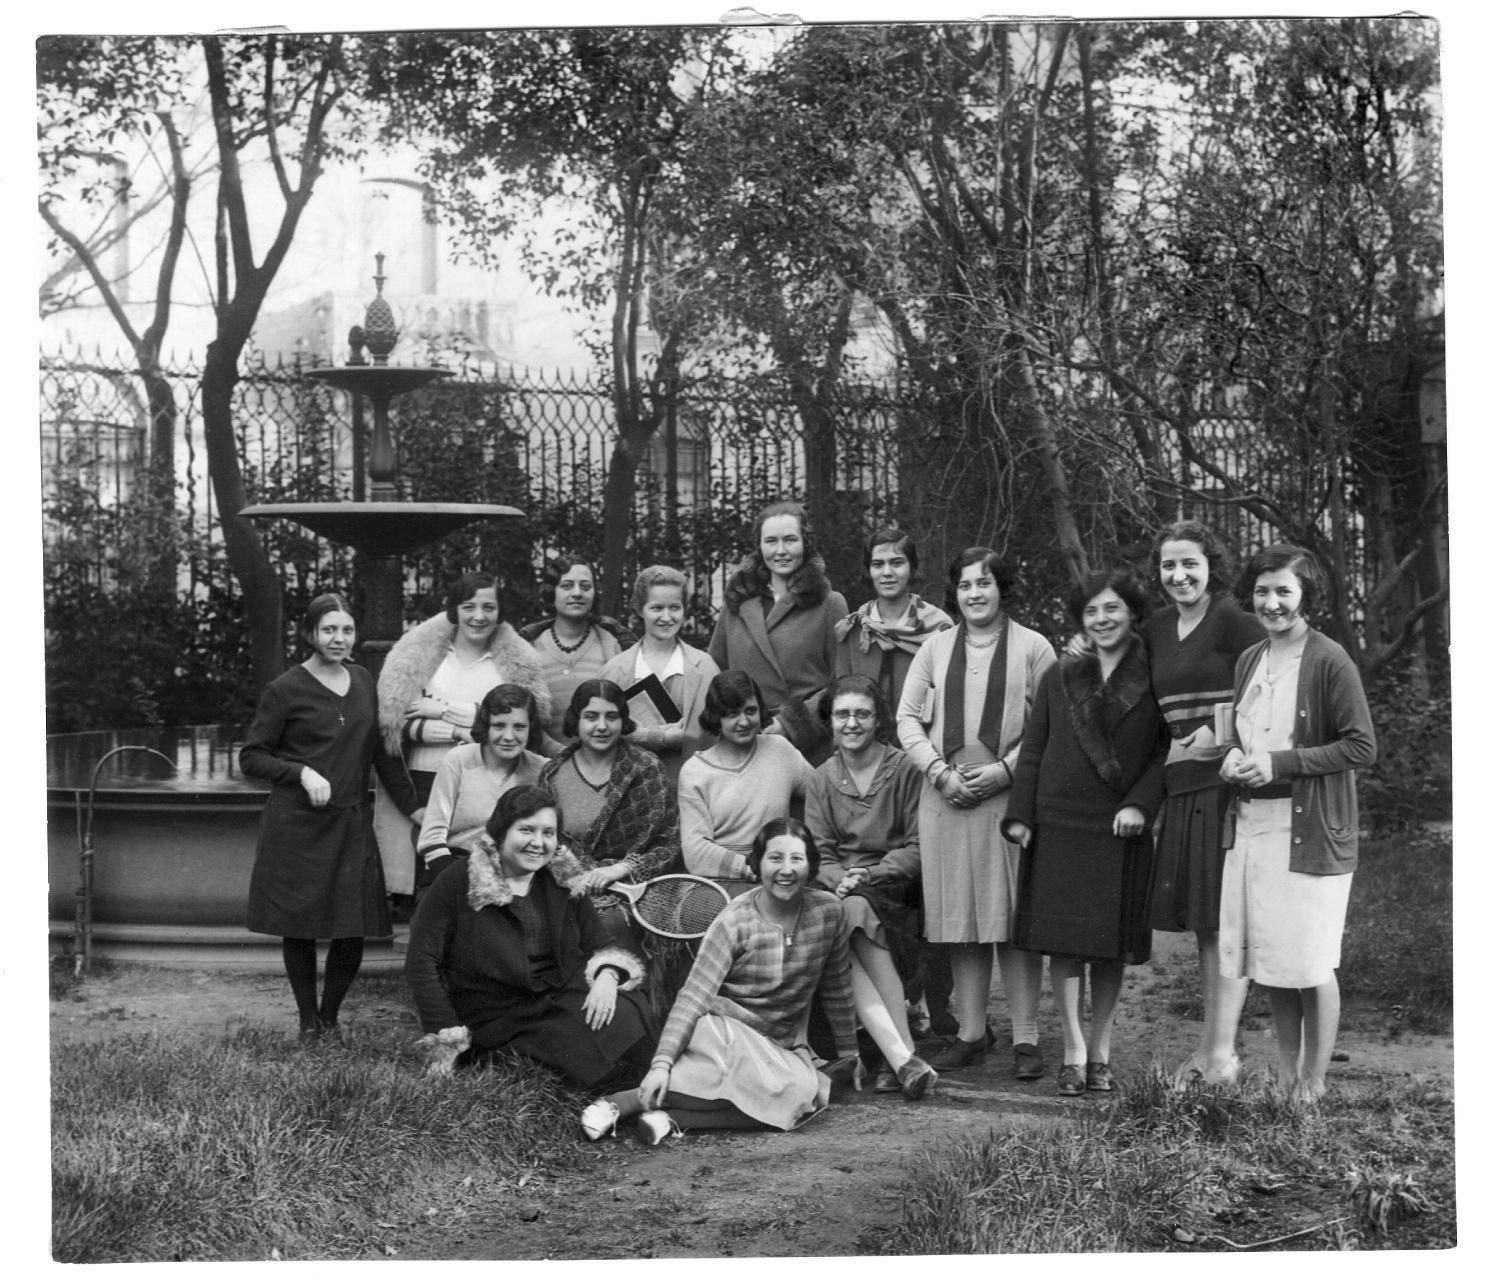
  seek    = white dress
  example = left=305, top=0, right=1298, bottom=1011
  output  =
left=1218, top=648, right=1353, bottom=988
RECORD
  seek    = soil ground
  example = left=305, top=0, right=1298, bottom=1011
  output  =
left=50, top=929, right=1453, bottom=1261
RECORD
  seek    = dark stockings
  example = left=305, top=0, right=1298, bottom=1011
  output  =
left=281, top=936, right=365, bottom=1030
left=605, top=1088, right=760, bottom=1132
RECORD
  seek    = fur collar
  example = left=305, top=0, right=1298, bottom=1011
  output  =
left=466, top=834, right=585, bottom=911
left=1060, top=635, right=1153, bottom=792
left=377, top=613, right=550, bottom=755
left=722, top=554, right=833, bottom=614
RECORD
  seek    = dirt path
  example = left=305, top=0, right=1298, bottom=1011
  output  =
left=50, top=933, right=1453, bottom=1260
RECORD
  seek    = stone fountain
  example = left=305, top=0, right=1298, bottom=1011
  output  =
left=47, top=256, right=525, bottom=965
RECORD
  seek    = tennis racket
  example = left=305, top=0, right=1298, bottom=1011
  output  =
left=607, top=874, right=730, bottom=940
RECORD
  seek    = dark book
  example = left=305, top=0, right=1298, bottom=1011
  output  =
left=622, top=672, right=682, bottom=724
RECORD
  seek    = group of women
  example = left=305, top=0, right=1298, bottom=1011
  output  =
left=241, top=500, right=1375, bottom=1144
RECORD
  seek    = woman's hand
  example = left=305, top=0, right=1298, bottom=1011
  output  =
left=1219, top=748, right=1246, bottom=783
left=639, top=1065, right=671, bottom=1110
left=1178, top=724, right=1227, bottom=762
left=1004, top=821, right=1033, bottom=849
left=763, top=717, right=785, bottom=738
left=299, top=766, right=332, bottom=807
left=575, top=861, right=632, bottom=893
left=958, top=762, right=1010, bottom=800
left=939, top=768, right=982, bottom=809
left=581, top=972, right=618, bottom=1031
left=1112, top=806, right=1148, bottom=838
left=1061, top=630, right=1094, bottom=659
left=1228, top=752, right=1275, bottom=788
left=404, top=695, right=447, bottom=720
left=835, top=868, right=868, bottom=898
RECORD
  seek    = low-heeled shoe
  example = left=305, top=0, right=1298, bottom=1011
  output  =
left=1085, top=1061, right=1113, bottom=1092
left=1057, top=1064, right=1087, bottom=1097
left=1013, top=1042, right=1044, bottom=1080
left=898, top=1056, right=939, bottom=1101
left=930, top=1036, right=987, bottom=1071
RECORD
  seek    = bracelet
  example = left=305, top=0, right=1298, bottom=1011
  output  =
left=650, top=1057, right=674, bottom=1071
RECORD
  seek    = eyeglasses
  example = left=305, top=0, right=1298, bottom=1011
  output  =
left=832, top=710, right=875, bottom=724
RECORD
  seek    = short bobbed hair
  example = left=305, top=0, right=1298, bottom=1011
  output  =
left=1237, top=544, right=1325, bottom=617
left=698, top=669, right=772, bottom=737
left=746, top=816, right=822, bottom=883
left=445, top=572, right=503, bottom=626
left=470, top=683, right=546, bottom=750
left=863, top=526, right=921, bottom=591
left=562, top=677, right=637, bottom=740
left=301, top=592, right=355, bottom=648
left=631, top=564, right=688, bottom=616
left=541, top=553, right=600, bottom=619
left=1066, top=568, right=1152, bottom=632
left=818, top=673, right=897, bottom=744
left=1153, top=520, right=1237, bottom=596
left=943, top=547, right=1014, bottom=616
left=486, top=784, right=561, bottom=844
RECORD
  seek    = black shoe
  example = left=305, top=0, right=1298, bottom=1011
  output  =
left=930, top=1036, right=987, bottom=1071
left=1013, top=1042, right=1044, bottom=1080
left=929, top=1010, right=959, bottom=1038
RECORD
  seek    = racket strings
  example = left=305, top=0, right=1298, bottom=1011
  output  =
left=633, top=879, right=727, bottom=937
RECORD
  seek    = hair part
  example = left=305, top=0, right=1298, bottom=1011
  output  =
left=1066, top=568, right=1152, bottom=631
left=699, top=669, right=771, bottom=736
left=540, top=553, right=600, bottom=621
left=746, top=816, right=822, bottom=883
left=485, top=784, right=561, bottom=844
left=1154, top=519, right=1237, bottom=595
left=562, top=677, right=637, bottom=740
left=470, top=683, right=545, bottom=750
left=445, top=572, right=503, bottom=626
left=943, top=547, right=1014, bottom=616
left=818, top=673, right=896, bottom=743
left=301, top=592, right=355, bottom=648
left=863, top=526, right=921, bottom=589
left=1237, top=544, right=1325, bottom=617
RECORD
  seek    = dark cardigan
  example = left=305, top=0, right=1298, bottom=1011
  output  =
left=1227, top=628, right=1376, bottom=875
left=1005, top=638, right=1168, bottom=834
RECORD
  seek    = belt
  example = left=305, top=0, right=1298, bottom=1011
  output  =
left=1241, top=784, right=1292, bottom=800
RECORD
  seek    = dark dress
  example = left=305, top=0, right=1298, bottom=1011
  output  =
left=1140, top=597, right=1264, bottom=933
left=242, top=663, right=417, bottom=940
left=405, top=860, right=657, bottom=1091
left=1005, top=639, right=1166, bottom=964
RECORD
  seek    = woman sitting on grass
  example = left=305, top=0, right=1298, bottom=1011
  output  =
left=405, top=785, right=658, bottom=1089
left=579, top=818, right=860, bottom=1145
left=1211, top=545, right=1376, bottom=1102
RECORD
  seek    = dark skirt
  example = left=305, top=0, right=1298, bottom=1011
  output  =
left=841, top=875, right=922, bottom=983
left=1013, top=822, right=1152, bottom=965
left=468, top=984, right=658, bottom=1092
left=1145, top=785, right=1232, bottom=933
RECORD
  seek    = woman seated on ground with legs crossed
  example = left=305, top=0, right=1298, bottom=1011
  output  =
left=579, top=818, right=860, bottom=1146
left=405, top=785, right=659, bottom=1090
left=805, top=674, right=938, bottom=1100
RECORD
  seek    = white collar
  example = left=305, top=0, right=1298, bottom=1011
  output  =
left=635, top=642, right=685, bottom=681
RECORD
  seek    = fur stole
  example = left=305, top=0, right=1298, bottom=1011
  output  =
left=721, top=553, right=833, bottom=615
left=377, top=613, right=551, bottom=755
left=1060, top=635, right=1153, bottom=793
left=466, top=833, right=585, bottom=910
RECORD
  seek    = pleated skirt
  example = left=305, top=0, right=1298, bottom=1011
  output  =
left=1145, top=785, right=1233, bottom=934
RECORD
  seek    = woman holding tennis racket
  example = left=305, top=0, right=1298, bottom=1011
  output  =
left=406, top=784, right=658, bottom=1087
left=580, top=817, right=860, bottom=1145
left=540, top=679, right=680, bottom=948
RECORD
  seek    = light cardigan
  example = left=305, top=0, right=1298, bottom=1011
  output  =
left=414, top=744, right=549, bottom=863
left=595, top=640, right=720, bottom=759
left=895, top=618, right=1057, bottom=785
left=1227, top=628, right=1376, bottom=875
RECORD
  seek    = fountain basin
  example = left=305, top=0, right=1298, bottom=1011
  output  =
left=47, top=726, right=404, bottom=969
left=238, top=501, right=523, bottom=558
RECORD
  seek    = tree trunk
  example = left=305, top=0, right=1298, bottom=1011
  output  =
left=141, top=365, right=179, bottom=598
left=1004, top=344, right=1089, bottom=585
left=598, top=430, right=648, bottom=619
left=202, top=338, right=285, bottom=692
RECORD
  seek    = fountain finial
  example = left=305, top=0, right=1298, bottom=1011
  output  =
left=363, top=252, right=399, bottom=366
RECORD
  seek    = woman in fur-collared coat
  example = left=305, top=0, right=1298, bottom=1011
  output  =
left=1004, top=570, right=1167, bottom=1097
left=405, top=785, right=658, bottom=1089
left=707, top=500, right=847, bottom=761
left=374, top=573, right=551, bottom=899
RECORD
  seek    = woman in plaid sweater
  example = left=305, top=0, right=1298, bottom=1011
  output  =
left=578, top=818, right=861, bottom=1145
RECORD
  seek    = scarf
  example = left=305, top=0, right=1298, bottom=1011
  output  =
left=1059, top=635, right=1153, bottom=793
left=834, top=596, right=951, bottom=658
left=942, top=617, right=1009, bottom=759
